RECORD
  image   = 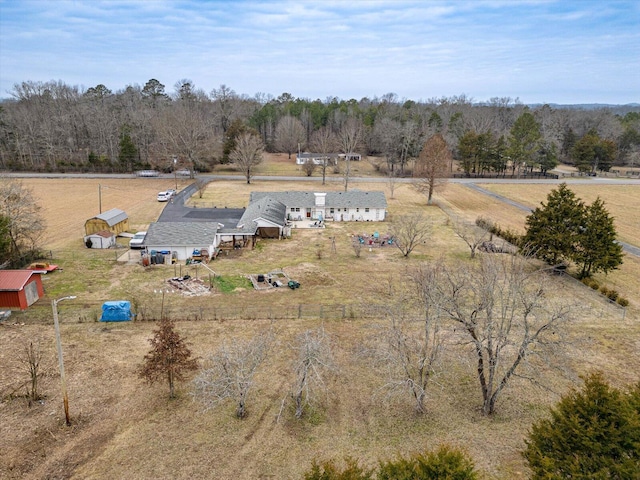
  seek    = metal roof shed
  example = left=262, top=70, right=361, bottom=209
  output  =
left=0, top=270, right=45, bottom=310
left=84, top=208, right=130, bottom=236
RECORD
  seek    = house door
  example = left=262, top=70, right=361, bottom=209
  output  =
left=306, top=208, right=311, bottom=218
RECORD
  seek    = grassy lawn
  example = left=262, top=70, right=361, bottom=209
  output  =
left=2, top=171, right=639, bottom=480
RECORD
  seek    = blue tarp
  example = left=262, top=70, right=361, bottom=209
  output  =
left=100, top=300, right=133, bottom=322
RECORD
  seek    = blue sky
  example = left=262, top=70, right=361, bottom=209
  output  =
left=0, top=0, right=638, bottom=104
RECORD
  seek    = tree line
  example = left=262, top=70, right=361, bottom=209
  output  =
left=1, top=79, right=639, bottom=176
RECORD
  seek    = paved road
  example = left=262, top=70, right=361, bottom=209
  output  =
left=156, top=182, right=245, bottom=226
left=5, top=170, right=638, bottom=256
left=464, top=183, right=640, bottom=258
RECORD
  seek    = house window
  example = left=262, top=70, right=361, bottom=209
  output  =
left=356, top=208, right=360, bottom=212
left=365, top=208, right=370, bottom=213
left=330, top=208, right=334, bottom=214
left=293, top=207, right=300, bottom=212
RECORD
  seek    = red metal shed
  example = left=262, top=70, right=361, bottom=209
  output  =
left=0, top=270, right=45, bottom=310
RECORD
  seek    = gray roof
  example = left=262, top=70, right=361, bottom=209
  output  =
left=249, top=191, right=387, bottom=209
left=144, top=222, right=219, bottom=247
left=233, top=196, right=287, bottom=234
left=94, top=208, right=128, bottom=226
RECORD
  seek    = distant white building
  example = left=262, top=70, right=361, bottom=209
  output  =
left=295, top=152, right=361, bottom=165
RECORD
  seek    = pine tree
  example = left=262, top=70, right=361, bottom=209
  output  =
left=139, top=319, right=198, bottom=399
left=523, top=372, right=640, bottom=479
left=573, top=197, right=624, bottom=278
left=508, top=111, right=542, bottom=176
left=118, top=128, right=138, bottom=172
left=572, top=129, right=617, bottom=173
left=522, top=183, right=584, bottom=265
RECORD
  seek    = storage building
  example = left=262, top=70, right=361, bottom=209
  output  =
left=84, top=208, right=129, bottom=236
left=0, top=270, right=45, bottom=310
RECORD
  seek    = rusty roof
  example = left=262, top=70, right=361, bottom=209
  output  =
left=0, top=270, right=41, bottom=291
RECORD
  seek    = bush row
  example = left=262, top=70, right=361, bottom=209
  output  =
left=475, top=217, right=522, bottom=247
left=580, top=277, right=629, bottom=306
left=304, top=445, right=478, bottom=480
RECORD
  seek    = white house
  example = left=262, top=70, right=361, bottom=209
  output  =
left=249, top=190, right=387, bottom=222
left=142, top=222, right=220, bottom=261
left=295, top=152, right=361, bottom=165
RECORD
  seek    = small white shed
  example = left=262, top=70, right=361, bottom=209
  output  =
left=84, top=230, right=117, bottom=249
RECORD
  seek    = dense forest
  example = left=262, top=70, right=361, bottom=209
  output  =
left=0, top=79, right=638, bottom=176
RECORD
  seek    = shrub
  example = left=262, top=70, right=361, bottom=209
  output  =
left=304, top=458, right=373, bottom=480
left=523, top=372, right=640, bottom=479
left=617, top=297, right=630, bottom=307
left=475, top=216, right=493, bottom=231
left=304, top=446, right=478, bottom=480
left=599, top=286, right=609, bottom=296
left=606, top=289, right=619, bottom=302
left=378, top=445, right=478, bottom=480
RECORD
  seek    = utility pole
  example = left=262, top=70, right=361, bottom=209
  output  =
left=52, top=296, right=76, bottom=426
left=173, top=156, right=178, bottom=191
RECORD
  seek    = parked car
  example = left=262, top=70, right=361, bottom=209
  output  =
left=157, top=191, right=173, bottom=202
left=176, top=169, right=193, bottom=177
left=167, top=189, right=177, bottom=196
left=129, top=231, right=147, bottom=249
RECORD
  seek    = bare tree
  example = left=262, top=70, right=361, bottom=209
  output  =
left=301, top=159, right=317, bottom=177
left=281, top=327, right=336, bottom=420
left=275, top=115, right=306, bottom=159
left=230, top=133, right=264, bottom=184
left=210, top=84, right=240, bottom=134
left=0, top=178, right=45, bottom=266
left=195, top=177, right=209, bottom=199
left=338, top=118, right=363, bottom=192
left=387, top=169, right=403, bottom=199
left=138, top=319, right=198, bottom=399
left=413, top=133, right=452, bottom=205
left=367, top=273, right=444, bottom=414
left=390, top=213, right=432, bottom=258
left=310, top=126, right=337, bottom=185
left=152, top=99, right=219, bottom=173
left=19, top=341, right=44, bottom=404
left=418, top=254, right=574, bottom=415
left=194, top=331, right=272, bottom=418
left=452, top=220, right=491, bottom=258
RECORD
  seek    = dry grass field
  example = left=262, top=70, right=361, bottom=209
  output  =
left=1, top=166, right=639, bottom=480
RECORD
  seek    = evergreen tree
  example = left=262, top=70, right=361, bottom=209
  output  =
left=139, top=319, right=198, bottom=399
left=522, top=183, right=584, bottom=265
left=572, top=129, right=617, bottom=173
left=222, top=118, right=250, bottom=164
left=118, top=127, right=138, bottom=172
left=0, top=214, right=11, bottom=264
left=561, top=127, right=577, bottom=161
left=523, top=372, right=640, bottom=479
left=573, top=197, right=624, bottom=278
left=508, top=111, right=542, bottom=176
left=536, top=142, right=559, bottom=173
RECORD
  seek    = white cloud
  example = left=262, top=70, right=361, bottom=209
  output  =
left=0, top=0, right=638, bottom=103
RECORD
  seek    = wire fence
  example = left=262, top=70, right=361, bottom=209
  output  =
left=3, top=302, right=384, bottom=325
